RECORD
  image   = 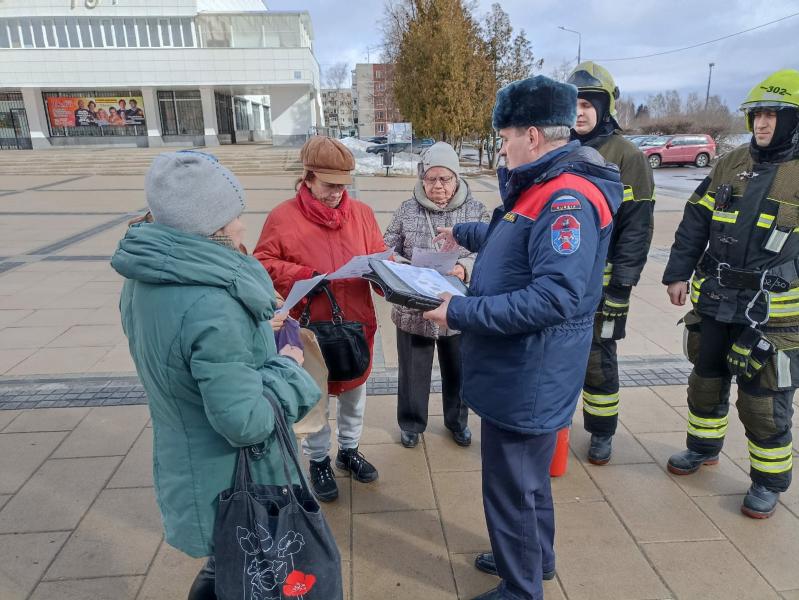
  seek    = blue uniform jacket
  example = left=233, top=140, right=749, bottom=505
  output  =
left=447, top=141, right=622, bottom=434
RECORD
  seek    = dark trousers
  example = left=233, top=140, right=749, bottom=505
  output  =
left=482, top=419, right=557, bottom=600
left=187, top=557, right=216, bottom=600
left=396, top=328, right=468, bottom=433
left=687, top=318, right=794, bottom=492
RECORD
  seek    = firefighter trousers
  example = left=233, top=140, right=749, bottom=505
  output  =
left=582, top=329, right=620, bottom=437
left=686, top=318, right=794, bottom=492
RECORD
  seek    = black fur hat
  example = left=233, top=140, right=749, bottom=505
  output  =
left=492, top=75, right=578, bottom=130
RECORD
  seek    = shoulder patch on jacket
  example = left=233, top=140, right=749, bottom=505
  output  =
left=551, top=214, right=581, bottom=255
left=550, top=196, right=582, bottom=212
left=514, top=173, right=613, bottom=227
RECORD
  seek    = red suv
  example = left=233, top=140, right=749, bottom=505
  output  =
left=641, top=134, right=716, bottom=168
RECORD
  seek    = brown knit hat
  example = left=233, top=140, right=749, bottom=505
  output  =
left=300, top=136, right=355, bottom=185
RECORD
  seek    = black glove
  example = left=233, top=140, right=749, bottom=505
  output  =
left=599, top=284, right=632, bottom=340
left=726, top=327, right=775, bottom=380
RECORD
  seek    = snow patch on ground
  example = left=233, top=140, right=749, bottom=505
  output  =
left=339, top=137, right=420, bottom=176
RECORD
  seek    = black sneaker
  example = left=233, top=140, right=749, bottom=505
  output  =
left=308, top=456, right=338, bottom=502
left=336, top=446, right=379, bottom=483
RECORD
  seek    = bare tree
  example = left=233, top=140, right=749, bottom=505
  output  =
left=549, top=59, right=574, bottom=83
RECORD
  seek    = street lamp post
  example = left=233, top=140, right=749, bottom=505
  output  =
left=558, top=26, right=582, bottom=65
left=705, top=62, right=715, bottom=110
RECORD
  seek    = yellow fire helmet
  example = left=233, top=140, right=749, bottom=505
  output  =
left=567, top=61, right=620, bottom=118
left=740, top=69, right=799, bottom=131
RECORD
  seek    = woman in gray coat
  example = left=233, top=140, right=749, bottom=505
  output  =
left=383, top=142, right=490, bottom=448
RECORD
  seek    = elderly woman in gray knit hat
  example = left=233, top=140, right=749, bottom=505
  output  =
left=383, top=142, right=490, bottom=449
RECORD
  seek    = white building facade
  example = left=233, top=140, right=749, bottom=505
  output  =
left=0, top=0, right=323, bottom=149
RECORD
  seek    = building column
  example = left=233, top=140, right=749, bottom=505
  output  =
left=140, top=87, right=163, bottom=147
left=20, top=88, right=51, bottom=150
left=199, top=86, right=220, bottom=146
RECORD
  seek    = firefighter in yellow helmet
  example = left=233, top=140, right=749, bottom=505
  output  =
left=663, top=69, right=799, bottom=518
left=566, top=62, right=655, bottom=465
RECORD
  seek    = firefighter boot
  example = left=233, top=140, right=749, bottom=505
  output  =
left=587, top=434, right=613, bottom=465
left=667, top=449, right=720, bottom=475
left=741, top=483, right=780, bottom=519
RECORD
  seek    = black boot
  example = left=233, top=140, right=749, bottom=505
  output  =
left=188, top=557, right=216, bottom=600
left=667, top=449, right=720, bottom=475
left=309, top=456, right=339, bottom=502
left=741, top=483, right=780, bottom=519
left=474, top=552, right=555, bottom=580
left=587, top=434, right=613, bottom=465
left=400, top=430, right=420, bottom=448
left=451, top=426, right=472, bottom=447
left=336, top=446, right=379, bottom=483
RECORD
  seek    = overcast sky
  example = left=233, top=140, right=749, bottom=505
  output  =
left=268, top=0, right=799, bottom=108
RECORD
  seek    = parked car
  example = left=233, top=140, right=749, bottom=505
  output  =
left=626, top=135, right=659, bottom=147
left=366, top=137, right=436, bottom=155
left=641, top=134, right=716, bottom=168
left=366, top=136, right=388, bottom=144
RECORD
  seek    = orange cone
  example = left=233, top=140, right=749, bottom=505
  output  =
left=549, top=427, right=570, bottom=477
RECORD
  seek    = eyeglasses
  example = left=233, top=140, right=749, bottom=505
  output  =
left=423, top=175, right=455, bottom=185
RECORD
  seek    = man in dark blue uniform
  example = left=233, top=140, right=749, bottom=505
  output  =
left=424, top=75, right=622, bottom=600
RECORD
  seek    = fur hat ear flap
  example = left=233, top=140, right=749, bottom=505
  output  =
left=492, top=75, right=578, bottom=130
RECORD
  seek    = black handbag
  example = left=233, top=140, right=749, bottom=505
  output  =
left=213, top=393, right=343, bottom=600
left=299, top=284, right=370, bottom=382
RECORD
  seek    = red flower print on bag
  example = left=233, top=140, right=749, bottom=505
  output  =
left=283, top=570, right=316, bottom=597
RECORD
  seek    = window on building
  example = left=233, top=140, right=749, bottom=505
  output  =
left=135, top=19, right=149, bottom=46
left=158, top=90, right=204, bottom=136
left=158, top=19, right=171, bottom=46
left=66, top=19, right=80, bottom=47
left=148, top=20, right=161, bottom=47
left=29, top=19, right=44, bottom=48
left=170, top=19, right=184, bottom=47
left=77, top=18, right=92, bottom=47
left=54, top=18, right=69, bottom=47
left=44, top=20, right=56, bottom=47
left=92, top=20, right=105, bottom=47
left=113, top=20, right=126, bottom=47
left=124, top=19, right=136, bottom=47
left=0, top=22, right=10, bottom=48
left=376, top=123, right=385, bottom=133
left=101, top=19, right=114, bottom=48
left=201, top=15, right=232, bottom=47
left=182, top=19, right=194, bottom=47
left=7, top=20, right=21, bottom=48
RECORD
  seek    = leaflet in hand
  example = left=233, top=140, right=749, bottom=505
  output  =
left=411, top=247, right=461, bottom=274
left=380, top=260, right=465, bottom=299
left=327, top=250, right=394, bottom=281
left=275, top=273, right=327, bottom=315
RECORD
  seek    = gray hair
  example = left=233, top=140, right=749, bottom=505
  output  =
left=537, top=125, right=571, bottom=143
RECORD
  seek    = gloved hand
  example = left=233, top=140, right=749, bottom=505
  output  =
left=726, top=327, right=775, bottom=380
left=599, top=284, right=631, bottom=340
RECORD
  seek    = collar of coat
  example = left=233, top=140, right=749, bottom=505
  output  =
left=497, top=140, right=621, bottom=212
left=111, top=223, right=277, bottom=322
left=412, top=177, right=470, bottom=213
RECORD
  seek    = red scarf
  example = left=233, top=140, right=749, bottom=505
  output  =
left=297, top=185, right=352, bottom=230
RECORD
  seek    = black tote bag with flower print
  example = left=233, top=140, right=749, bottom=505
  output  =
left=213, top=393, right=343, bottom=600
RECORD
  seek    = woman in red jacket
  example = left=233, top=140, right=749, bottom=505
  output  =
left=255, top=136, right=386, bottom=503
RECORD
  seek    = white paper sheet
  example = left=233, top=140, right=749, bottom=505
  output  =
left=410, top=248, right=461, bottom=274
left=326, top=250, right=394, bottom=281
left=380, top=260, right=465, bottom=299
left=275, top=273, right=327, bottom=315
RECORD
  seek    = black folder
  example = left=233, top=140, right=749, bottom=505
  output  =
left=363, top=259, right=468, bottom=311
